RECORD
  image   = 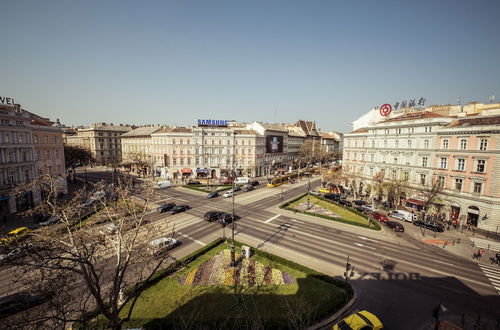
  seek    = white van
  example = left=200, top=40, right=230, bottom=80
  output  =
left=390, top=210, right=417, bottom=222
left=235, top=177, right=250, bottom=185
left=155, top=181, right=171, bottom=189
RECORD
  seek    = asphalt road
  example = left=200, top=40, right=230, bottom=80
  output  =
left=2, top=170, right=499, bottom=329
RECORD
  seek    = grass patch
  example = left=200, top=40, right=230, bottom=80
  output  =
left=111, top=240, right=351, bottom=329
left=281, top=194, right=380, bottom=230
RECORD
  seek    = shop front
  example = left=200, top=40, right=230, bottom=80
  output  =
left=180, top=168, right=192, bottom=180
left=405, top=198, right=425, bottom=212
left=196, top=168, right=210, bottom=179
left=467, top=206, right=480, bottom=227
left=450, top=203, right=461, bottom=226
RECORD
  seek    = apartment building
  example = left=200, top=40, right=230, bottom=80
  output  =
left=121, top=126, right=163, bottom=176
left=31, top=114, right=67, bottom=196
left=343, top=110, right=500, bottom=232
left=65, top=123, right=133, bottom=165
left=0, top=104, right=36, bottom=215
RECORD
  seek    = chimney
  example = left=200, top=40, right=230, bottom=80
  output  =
left=14, top=104, right=21, bottom=112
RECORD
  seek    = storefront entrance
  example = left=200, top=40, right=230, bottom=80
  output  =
left=467, top=206, right=480, bottom=227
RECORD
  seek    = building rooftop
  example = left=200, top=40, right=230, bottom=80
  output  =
left=349, top=127, right=369, bottom=134
left=258, top=122, right=289, bottom=132
left=320, top=132, right=340, bottom=140
left=380, top=111, right=445, bottom=123
left=234, top=129, right=261, bottom=135
left=121, top=126, right=163, bottom=137
left=447, top=115, right=500, bottom=127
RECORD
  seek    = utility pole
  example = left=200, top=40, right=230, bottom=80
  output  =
left=344, top=254, right=354, bottom=282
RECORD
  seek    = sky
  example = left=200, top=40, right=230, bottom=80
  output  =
left=1, top=0, right=499, bottom=133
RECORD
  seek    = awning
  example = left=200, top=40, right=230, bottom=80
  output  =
left=196, top=168, right=209, bottom=174
left=0, top=196, right=10, bottom=201
left=180, top=168, right=192, bottom=174
left=406, top=198, right=425, bottom=206
left=467, top=207, right=480, bottom=215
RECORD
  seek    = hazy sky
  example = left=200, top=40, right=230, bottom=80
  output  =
left=1, top=0, right=499, bottom=133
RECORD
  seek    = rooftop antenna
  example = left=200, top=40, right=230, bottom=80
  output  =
left=488, top=95, right=495, bottom=103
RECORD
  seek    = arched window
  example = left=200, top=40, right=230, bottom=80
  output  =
left=424, top=140, right=429, bottom=149
left=460, top=139, right=467, bottom=149
left=442, top=139, right=449, bottom=149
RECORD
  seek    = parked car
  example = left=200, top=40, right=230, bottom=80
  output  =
left=338, top=199, right=352, bottom=207
left=232, top=186, right=242, bottom=192
left=1, top=227, right=30, bottom=245
left=309, top=190, right=321, bottom=196
left=38, top=217, right=59, bottom=226
left=384, top=221, right=405, bottom=232
left=244, top=185, right=254, bottom=192
left=249, top=180, right=260, bottom=186
left=324, top=193, right=340, bottom=201
left=361, top=205, right=375, bottom=213
left=149, top=237, right=179, bottom=254
left=413, top=220, right=444, bottom=232
left=168, top=205, right=190, bottom=214
left=218, top=213, right=240, bottom=226
left=223, top=191, right=234, bottom=198
left=186, top=180, right=201, bottom=185
left=155, top=180, right=171, bottom=189
left=389, top=210, right=417, bottom=222
left=332, top=310, right=383, bottom=330
left=372, top=212, right=389, bottom=222
left=101, top=223, right=118, bottom=235
left=353, top=200, right=367, bottom=206
left=157, top=202, right=176, bottom=213
left=207, top=191, right=220, bottom=198
left=0, top=248, right=25, bottom=264
left=204, top=211, right=224, bottom=222
left=354, top=206, right=366, bottom=213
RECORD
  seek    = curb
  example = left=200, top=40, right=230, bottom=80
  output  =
left=307, top=292, right=358, bottom=330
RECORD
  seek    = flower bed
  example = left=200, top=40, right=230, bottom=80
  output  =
left=180, top=249, right=294, bottom=287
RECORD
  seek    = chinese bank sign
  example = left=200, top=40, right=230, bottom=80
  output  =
left=197, top=119, right=228, bottom=127
left=379, top=97, right=426, bottom=117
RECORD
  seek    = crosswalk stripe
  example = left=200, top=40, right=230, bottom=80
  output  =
left=479, top=264, right=500, bottom=294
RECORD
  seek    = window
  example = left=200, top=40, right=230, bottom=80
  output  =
left=55, top=150, right=59, bottom=159
left=44, top=136, right=49, bottom=143
left=54, top=136, right=58, bottom=143
left=173, top=139, right=176, bottom=145
left=37, top=150, right=41, bottom=161
left=393, top=157, right=398, bottom=164
left=371, top=141, right=375, bottom=148
left=19, top=134, right=23, bottom=143
left=34, top=135, right=39, bottom=143
left=46, top=151, right=50, bottom=160
left=422, top=157, right=428, bottom=167
left=437, top=176, right=445, bottom=187
left=370, top=154, right=374, bottom=162
left=420, top=174, right=426, bottom=185
left=391, top=170, right=397, bottom=179
left=473, top=182, right=482, bottom=194
left=460, top=139, right=467, bottom=149
left=407, top=140, right=411, bottom=148
left=455, top=178, right=463, bottom=191
left=424, top=140, right=429, bottom=149
left=395, top=140, right=399, bottom=148
left=479, top=139, right=488, bottom=151
left=440, top=157, right=447, bottom=169
left=384, top=140, right=387, bottom=148
left=442, top=139, right=449, bottom=149
left=476, top=159, right=485, bottom=173
left=403, top=172, right=409, bottom=180
left=456, top=158, right=465, bottom=171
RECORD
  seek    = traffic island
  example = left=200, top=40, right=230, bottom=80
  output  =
left=280, top=194, right=381, bottom=230
left=182, top=184, right=234, bottom=193
left=103, top=240, right=352, bottom=329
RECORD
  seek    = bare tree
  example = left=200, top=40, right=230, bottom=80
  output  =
left=126, top=152, right=154, bottom=178
left=419, top=175, right=444, bottom=222
left=321, top=166, right=343, bottom=193
left=300, top=139, right=327, bottom=164
left=4, top=174, right=175, bottom=329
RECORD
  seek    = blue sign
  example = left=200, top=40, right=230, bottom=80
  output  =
left=197, top=119, right=228, bottom=127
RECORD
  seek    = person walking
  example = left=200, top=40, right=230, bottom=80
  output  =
left=479, top=249, right=485, bottom=261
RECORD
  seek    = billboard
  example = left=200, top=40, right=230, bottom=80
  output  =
left=266, top=135, right=283, bottom=153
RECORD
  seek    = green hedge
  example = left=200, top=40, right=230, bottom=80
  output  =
left=182, top=184, right=235, bottom=193
left=280, top=194, right=381, bottom=230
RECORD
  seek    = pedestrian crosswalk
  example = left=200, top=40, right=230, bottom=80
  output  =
left=471, top=237, right=500, bottom=252
left=479, top=264, right=500, bottom=295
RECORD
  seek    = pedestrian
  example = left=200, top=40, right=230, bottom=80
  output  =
left=479, top=249, right=485, bottom=260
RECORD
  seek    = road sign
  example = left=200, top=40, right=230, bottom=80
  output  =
left=380, top=104, right=392, bottom=116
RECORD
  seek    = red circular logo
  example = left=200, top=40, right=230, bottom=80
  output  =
left=380, top=103, right=392, bottom=116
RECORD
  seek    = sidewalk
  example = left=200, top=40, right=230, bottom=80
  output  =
left=411, top=225, right=500, bottom=265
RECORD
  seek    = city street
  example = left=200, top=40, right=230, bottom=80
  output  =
left=1, top=171, right=499, bottom=329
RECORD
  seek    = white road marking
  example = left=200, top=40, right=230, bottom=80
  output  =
left=265, top=214, right=281, bottom=223
left=355, top=243, right=376, bottom=250
left=291, top=219, right=305, bottom=224
left=358, top=236, right=379, bottom=243
left=178, top=233, right=206, bottom=246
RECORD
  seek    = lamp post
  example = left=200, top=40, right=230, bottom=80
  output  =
left=230, top=131, right=237, bottom=267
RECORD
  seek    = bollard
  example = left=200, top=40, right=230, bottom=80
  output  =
left=472, top=241, right=475, bottom=247
left=433, top=231, right=436, bottom=238
left=487, top=244, right=490, bottom=251
left=457, top=238, right=460, bottom=245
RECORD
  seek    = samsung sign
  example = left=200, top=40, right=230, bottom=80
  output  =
left=197, top=119, right=228, bottom=127
left=0, top=96, right=16, bottom=105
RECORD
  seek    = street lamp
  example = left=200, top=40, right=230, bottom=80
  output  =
left=230, top=131, right=237, bottom=267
